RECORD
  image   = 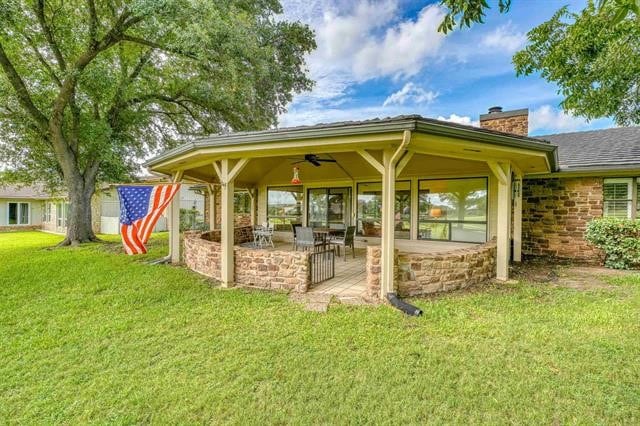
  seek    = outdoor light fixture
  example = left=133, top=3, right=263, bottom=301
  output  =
left=291, top=166, right=301, bottom=185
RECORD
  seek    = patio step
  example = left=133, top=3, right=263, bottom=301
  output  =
left=289, top=292, right=372, bottom=311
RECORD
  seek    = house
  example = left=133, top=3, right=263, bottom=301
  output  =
left=0, top=184, right=70, bottom=233
left=145, top=105, right=638, bottom=300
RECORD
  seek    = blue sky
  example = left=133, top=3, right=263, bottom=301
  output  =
left=278, top=0, right=614, bottom=135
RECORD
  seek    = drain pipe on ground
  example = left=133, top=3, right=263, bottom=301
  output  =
left=387, top=293, right=423, bottom=316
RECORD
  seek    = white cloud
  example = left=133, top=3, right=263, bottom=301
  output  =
left=383, top=83, right=438, bottom=107
left=352, top=5, right=446, bottom=79
left=529, top=105, right=590, bottom=133
left=480, top=22, right=527, bottom=53
left=437, top=114, right=480, bottom=127
left=281, top=0, right=446, bottom=106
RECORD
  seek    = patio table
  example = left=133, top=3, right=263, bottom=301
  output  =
left=312, top=228, right=343, bottom=250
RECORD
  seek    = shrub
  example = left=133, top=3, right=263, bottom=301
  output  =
left=585, top=218, right=640, bottom=269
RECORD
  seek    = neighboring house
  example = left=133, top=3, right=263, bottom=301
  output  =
left=0, top=184, right=66, bottom=232
left=146, top=105, right=640, bottom=300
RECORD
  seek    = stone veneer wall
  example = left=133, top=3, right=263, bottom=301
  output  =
left=366, top=241, right=497, bottom=298
left=203, top=190, right=252, bottom=228
left=522, top=177, right=604, bottom=263
left=183, top=229, right=310, bottom=292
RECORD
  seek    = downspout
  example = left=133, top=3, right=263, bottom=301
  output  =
left=384, top=130, right=423, bottom=316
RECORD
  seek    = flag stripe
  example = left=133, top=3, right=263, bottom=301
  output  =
left=118, top=183, right=180, bottom=255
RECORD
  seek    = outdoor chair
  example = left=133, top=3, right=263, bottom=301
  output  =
left=254, top=223, right=274, bottom=248
left=290, top=223, right=301, bottom=250
left=330, top=225, right=356, bottom=261
left=296, top=227, right=324, bottom=252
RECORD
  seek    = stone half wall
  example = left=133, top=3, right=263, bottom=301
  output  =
left=522, top=177, right=604, bottom=263
left=183, top=229, right=310, bottom=292
left=366, top=241, right=497, bottom=298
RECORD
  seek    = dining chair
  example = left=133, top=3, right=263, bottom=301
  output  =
left=296, top=227, right=324, bottom=252
left=330, top=225, right=356, bottom=261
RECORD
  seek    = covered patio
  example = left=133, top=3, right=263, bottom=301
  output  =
left=147, top=116, right=557, bottom=299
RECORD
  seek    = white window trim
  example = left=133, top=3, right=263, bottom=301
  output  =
left=7, top=201, right=31, bottom=226
left=603, top=178, right=635, bottom=219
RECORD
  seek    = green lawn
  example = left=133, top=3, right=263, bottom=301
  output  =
left=1, top=232, right=639, bottom=424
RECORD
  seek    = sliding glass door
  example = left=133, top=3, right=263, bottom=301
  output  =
left=356, top=181, right=411, bottom=239
left=307, top=187, right=351, bottom=229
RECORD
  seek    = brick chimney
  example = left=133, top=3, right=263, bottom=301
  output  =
left=479, top=106, right=529, bottom=136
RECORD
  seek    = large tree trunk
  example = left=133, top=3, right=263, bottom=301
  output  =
left=59, top=174, right=98, bottom=246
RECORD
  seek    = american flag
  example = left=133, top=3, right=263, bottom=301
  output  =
left=117, top=184, right=181, bottom=255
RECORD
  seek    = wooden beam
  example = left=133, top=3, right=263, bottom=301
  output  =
left=395, top=150, right=414, bottom=177
left=357, top=149, right=385, bottom=175
left=487, top=161, right=508, bottom=185
left=212, top=161, right=222, bottom=181
left=227, top=158, right=249, bottom=182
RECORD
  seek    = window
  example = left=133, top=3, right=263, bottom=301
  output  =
left=603, top=178, right=633, bottom=218
left=418, top=178, right=488, bottom=243
left=43, top=202, right=52, bottom=222
left=8, top=202, right=30, bottom=225
left=267, top=186, right=303, bottom=230
left=56, top=203, right=64, bottom=228
left=307, top=187, right=351, bottom=229
left=234, top=191, right=251, bottom=214
left=356, top=181, right=411, bottom=239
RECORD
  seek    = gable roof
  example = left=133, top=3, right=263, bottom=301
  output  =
left=538, top=127, right=640, bottom=171
left=0, top=183, right=59, bottom=200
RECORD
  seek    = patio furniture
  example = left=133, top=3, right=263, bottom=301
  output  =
left=330, top=225, right=356, bottom=261
left=253, top=223, right=274, bottom=248
left=290, top=223, right=301, bottom=250
left=296, top=227, right=325, bottom=252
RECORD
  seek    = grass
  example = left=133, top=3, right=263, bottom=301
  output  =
left=1, top=231, right=639, bottom=424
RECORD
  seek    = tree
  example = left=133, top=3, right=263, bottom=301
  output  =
left=513, top=4, right=640, bottom=125
left=0, top=0, right=315, bottom=245
left=437, top=0, right=640, bottom=125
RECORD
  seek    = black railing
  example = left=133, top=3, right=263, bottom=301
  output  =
left=310, top=249, right=335, bottom=285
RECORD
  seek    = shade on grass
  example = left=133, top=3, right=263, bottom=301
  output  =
left=1, top=232, right=639, bottom=423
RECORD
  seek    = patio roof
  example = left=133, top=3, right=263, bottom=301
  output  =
left=145, top=115, right=558, bottom=176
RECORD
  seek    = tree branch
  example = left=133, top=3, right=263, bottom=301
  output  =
left=35, top=0, right=67, bottom=70
left=0, top=42, right=49, bottom=132
left=87, top=0, right=99, bottom=47
left=121, top=35, right=198, bottom=60
left=22, top=34, right=62, bottom=87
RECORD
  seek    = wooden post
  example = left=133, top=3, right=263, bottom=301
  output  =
left=248, top=189, right=257, bottom=227
left=213, top=158, right=249, bottom=287
left=381, top=149, right=397, bottom=297
left=169, top=171, right=183, bottom=263
left=489, top=161, right=512, bottom=281
left=220, top=160, right=234, bottom=286
left=207, top=184, right=217, bottom=230
left=513, top=174, right=523, bottom=262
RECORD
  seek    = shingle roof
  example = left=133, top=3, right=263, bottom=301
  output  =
left=0, top=183, right=61, bottom=199
left=537, top=127, right=640, bottom=171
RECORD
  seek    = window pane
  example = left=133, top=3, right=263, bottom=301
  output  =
left=357, top=181, right=410, bottom=239
left=8, top=203, right=17, bottom=225
left=308, top=188, right=328, bottom=228
left=267, top=186, right=303, bottom=230
left=603, top=179, right=632, bottom=218
left=234, top=192, right=251, bottom=214
left=418, top=178, right=488, bottom=242
left=19, top=203, right=29, bottom=224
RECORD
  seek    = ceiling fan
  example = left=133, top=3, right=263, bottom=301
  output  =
left=289, top=154, right=337, bottom=167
